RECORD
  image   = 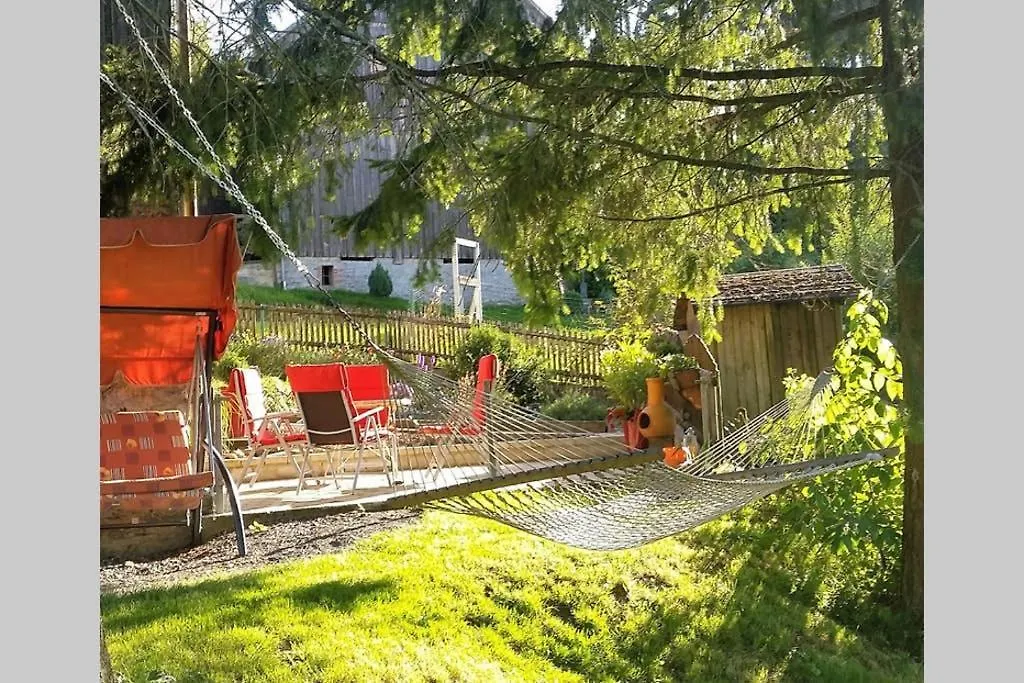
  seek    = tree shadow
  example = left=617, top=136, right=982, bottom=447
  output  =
left=288, top=578, right=398, bottom=611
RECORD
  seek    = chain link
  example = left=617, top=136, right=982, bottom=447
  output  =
left=107, top=0, right=387, bottom=355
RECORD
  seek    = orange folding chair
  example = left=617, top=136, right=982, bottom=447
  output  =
left=285, top=363, right=400, bottom=493
left=341, top=364, right=402, bottom=485
left=418, top=354, right=499, bottom=437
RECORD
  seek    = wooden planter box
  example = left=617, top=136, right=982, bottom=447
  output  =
left=220, top=434, right=627, bottom=485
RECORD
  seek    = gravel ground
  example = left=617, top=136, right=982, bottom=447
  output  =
left=100, top=509, right=423, bottom=595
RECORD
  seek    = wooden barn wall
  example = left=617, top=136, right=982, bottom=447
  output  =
left=711, top=301, right=846, bottom=422
left=293, top=47, right=502, bottom=261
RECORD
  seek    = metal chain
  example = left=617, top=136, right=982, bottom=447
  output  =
left=107, top=0, right=388, bottom=356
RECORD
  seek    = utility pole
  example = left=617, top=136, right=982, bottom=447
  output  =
left=176, top=0, right=196, bottom=216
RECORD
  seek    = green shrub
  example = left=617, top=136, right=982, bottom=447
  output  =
left=599, top=340, right=660, bottom=413
left=449, top=325, right=551, bottom=406
left=752, top=290, right=906, bottom=603
left=540, top=390, right=608, bottom=421
left=260, top=375, right=296, bottom=413
left=562, top=290, right=589, bottom=316
left=213, top=333, right=377, bottom=380
left=368, top=263, right=394, bottom=298
left=212, top=343, right=248, bottom=382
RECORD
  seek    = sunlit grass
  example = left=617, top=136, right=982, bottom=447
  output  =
left=103, top=510, right=922, bottom=683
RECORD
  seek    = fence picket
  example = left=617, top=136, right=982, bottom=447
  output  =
left=234, top=303, right=606, bottom=386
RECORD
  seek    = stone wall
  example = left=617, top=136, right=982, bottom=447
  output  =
left=237, top=257, right=526, bottom=306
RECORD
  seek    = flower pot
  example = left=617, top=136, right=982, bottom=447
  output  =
left=638, top=377, right=675, bottom=439
left=622, top=413, right=649, bottom=450
left=674, top=369, right=701, bottom=389
left=681, top=386, right=703, bottom=411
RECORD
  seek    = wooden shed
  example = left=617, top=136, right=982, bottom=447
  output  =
left=674, top=265, right=862, bottom=422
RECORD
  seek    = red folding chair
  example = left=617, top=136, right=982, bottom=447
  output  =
left=341, top=364, right=401, bottom=485
left=221, top=367, right=312, bottom=492
left=284, top=363, right=399, bottom=493
left=419, top=354, right=499, bottom=437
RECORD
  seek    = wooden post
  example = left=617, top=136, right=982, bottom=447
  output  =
left=176, top=0, right=196, bottom=216
left=699, top=369, right=722, bottom=445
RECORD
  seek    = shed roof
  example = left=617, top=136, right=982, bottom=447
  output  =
left=710, top=264, right=861, bottom=306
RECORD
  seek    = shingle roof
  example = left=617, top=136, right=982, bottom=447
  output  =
left=710, top=264, right=862, bottom=306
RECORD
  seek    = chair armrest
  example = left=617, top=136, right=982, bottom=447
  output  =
left=351, top=406, right=385, bottom=423
left=264, top=411, right=301, bottom=420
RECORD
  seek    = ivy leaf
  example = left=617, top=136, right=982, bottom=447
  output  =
left=877, top=338, right=896, bottom=369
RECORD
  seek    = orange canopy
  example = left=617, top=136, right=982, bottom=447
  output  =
left=100, top=215, right=243, bottom=387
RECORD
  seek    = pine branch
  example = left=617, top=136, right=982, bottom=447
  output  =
left=430, top=83, right=889, bottom=179
left=597, top=177, right=865, bottom=223
left=769, top=4, right=883, bottom=55
left=406, top=59, right=883, bottom=83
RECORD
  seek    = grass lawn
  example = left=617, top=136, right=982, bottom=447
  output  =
left=236, top=283, right=609, bottom=331
left=102, top=509, right=922, bottom=683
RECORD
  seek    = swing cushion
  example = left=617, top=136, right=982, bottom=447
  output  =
left=99, top=411, right=214, bottom=512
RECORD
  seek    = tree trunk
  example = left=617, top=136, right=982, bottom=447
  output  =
left=100, top=622, right=114, bottom=682
left=891, top=127, right=923, bottom=621
left=879, top=0, right=924, bottom=624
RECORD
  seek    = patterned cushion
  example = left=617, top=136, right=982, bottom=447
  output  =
left=99, top=410, right=211, bottom=512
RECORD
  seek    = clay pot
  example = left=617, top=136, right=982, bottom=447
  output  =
left=638, top=377, right=675, bottom=439
left=623, top=414, right=649, bottom=450
left=608, top=408, right=649, bottom=449
left=674, top=368, right=701, bottom=389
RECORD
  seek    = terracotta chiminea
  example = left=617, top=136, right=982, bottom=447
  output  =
left=637, top=377, right=675, bottom=439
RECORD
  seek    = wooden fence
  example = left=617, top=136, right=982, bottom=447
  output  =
left=235, top=304, right=608, bottom=386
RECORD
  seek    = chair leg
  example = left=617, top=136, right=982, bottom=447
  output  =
left=352, top=441, right=367, bottom=494
left=324, top=447, right=342, bottom=490
left=240, top=447, right=267, bottom=488
left=251, top=448, right=269, bottom=487
left=292, top=444, right=315, bottom=495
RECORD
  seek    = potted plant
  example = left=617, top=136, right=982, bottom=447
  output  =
left=600, top=340, right=661, bottom=449
left=659, top=352, right=703, bottom=410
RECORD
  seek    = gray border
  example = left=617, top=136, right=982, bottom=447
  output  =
left=4, top=0, right=98, bottom=679
left=925, top=1, right=1021, bottom=678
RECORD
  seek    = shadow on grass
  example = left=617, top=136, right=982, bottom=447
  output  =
left=102, top=570, right=398, bottom=635
left=289, top=578, right=398, bottom=611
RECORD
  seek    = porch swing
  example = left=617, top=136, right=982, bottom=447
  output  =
left=100, top=214, right=248, bottom=556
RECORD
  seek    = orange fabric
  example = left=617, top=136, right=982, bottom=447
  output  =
left=100, top=313, right=210, bottom=386
left=100, top=215, right=243, bottom=387
left=101, top=472, right=214, bottom=495
left=342, top=364, right=392, bottom=427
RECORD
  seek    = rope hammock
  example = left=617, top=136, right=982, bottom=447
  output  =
left=101, top=0, right=895, bottom=551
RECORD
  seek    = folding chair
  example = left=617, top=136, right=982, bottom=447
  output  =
left=284, top=364, right=399, bottom=494
left=418, top=354, right=499, bottom=438
left=341, top=364, right=402, bottom=486
left=100, top=410, right=214, bottom=518
left=221, top=367, right=313, bottom=493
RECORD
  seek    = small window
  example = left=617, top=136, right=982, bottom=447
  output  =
left=320, top=265, right=334, bottom=287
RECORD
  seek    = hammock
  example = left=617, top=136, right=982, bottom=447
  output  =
left=102, top=0, right=895, bottom=551
left=340, top=358, right=892, bottom=550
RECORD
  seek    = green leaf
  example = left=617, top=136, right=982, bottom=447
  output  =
left=873, top=372, right=886, bottom=392
left=885, top=379, right=900, bottom=402
left=877, top=338, right=896, bottom=369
